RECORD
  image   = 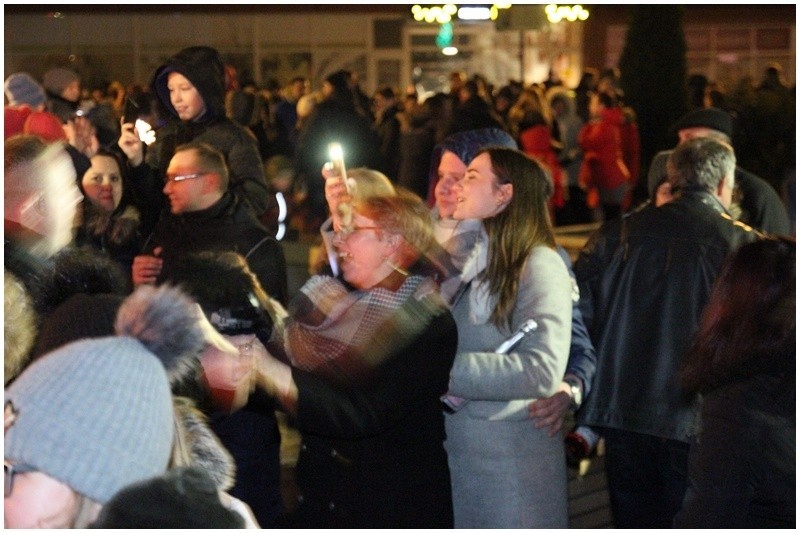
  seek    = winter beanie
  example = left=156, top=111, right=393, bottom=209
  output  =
left=23, top=110, right=67, bottom=142
left=42, top=67, right=80, bottom=97
left=427, top=127, right=517, bottom=204
left=4, top=72, right=46, bottom=108
left=4, top=338, right=174, bottom=504
left=671, top=107, right=733, bottom=138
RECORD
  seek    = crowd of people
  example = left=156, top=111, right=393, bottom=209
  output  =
left=4, top=45, right=795, bottom=529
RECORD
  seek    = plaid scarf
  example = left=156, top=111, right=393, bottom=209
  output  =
left=285, top=274, right=441, bottom=382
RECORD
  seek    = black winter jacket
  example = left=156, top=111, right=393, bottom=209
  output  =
left=574, top=189, right=757, bottom=442
left=143, top=191, right=287, bottom=305
left=289, top=293, right=457, bottom=528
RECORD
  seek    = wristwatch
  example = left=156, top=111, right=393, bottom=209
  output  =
left=564, top=377, right=582, bottom=412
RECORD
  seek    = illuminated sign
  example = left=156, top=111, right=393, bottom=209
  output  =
left=545, top=4, right=589, bottom=23
left=411, top=4, right=511, bottom=23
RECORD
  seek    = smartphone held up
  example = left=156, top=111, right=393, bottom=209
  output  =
left=327, top=142, right=355, bottom=227
left=123, top=97, right=156, bottom=146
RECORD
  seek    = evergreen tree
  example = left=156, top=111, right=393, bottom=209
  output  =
left=618, top=5, right=688, bottom=203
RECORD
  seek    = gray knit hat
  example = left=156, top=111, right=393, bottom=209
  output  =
left=4, top=72, right=46, bottom=108
left=42, top=67, right=80, bottom=96
left=4, top=338, right=174, bottom=504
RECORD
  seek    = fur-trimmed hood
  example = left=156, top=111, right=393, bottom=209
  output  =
left=172, top=397, right=236, bottom=492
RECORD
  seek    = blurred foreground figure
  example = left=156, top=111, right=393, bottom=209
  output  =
left=4, top=335, right=174, bottom=527
left=674, top=236, right=795, bottom=528
left=4, top=135, right=83, bottom=383
left=256, top=192, right=457, bottom=528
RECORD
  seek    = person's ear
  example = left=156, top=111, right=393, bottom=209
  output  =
left=383, top=232, right=402, bottom=254
left=203, top=172, right=222, bottom=194
left=496, top=182, right=513, bottom=206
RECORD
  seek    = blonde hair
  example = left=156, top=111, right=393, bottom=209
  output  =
left=4, top=270, right=36, bottom=384
left=337, top=167, right=396, bottom=227
left=354, top=188, right=434, bottom=270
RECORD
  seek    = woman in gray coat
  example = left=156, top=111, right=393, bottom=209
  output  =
left=444, top=147, right=572, bottom=527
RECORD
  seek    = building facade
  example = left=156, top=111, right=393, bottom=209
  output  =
left=4, top=5, right=794, bottom=96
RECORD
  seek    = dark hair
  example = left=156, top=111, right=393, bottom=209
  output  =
left=593, top=91, right=617, bottom=109
left=681, top=236, right=796, bottom=394
left=81, top=149, right=130, bottom=198
left=169, top=251, right=275, bottom=347
left=479, top=147, right=556, bottom=330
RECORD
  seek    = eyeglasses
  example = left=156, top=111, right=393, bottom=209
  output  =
left=4, top=460, right=37, bottom=497
left=333, top=225, right=381, bottom=239
left=164, top=172, right=209, bottom=184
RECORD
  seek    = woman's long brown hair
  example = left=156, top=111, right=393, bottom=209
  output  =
left=479, top=147, right=556, bottom=330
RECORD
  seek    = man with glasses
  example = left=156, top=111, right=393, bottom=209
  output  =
left=132, top=141, right=287, bottom=305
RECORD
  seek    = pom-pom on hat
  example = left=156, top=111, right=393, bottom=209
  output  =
left=4, top=338, right=174, bottom=504
left=4, top=72, right=46, bottom=108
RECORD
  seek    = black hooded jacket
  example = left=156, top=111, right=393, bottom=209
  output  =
left=129, top=46, right=270, bottom=217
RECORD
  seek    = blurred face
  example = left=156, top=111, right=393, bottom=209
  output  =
left=289, top=79, right=307, bottom=100
left=20, top=147, right=83, bottom=258
left=434, top=150, right=468, bottom=218
left=61, top=80, right=81, bottom=103
left=167, top=72, right=206, bottom=121
left=678, top=127, right=715, bottom=143
left=333, top=212, right=394, bottom=290
left=373, top=93, right=390, bottom=115
left=4, top=468, right=80, bottom=528
left=82, top=154, right=122, bottom=212
left=589, top=93, right=602, bottom=117
left=163, top=149, right=211, bottom=214
left=453, top=152, right=512, bottom=220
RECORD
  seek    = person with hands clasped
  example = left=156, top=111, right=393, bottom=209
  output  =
left=250, top=192, right=457, bottom=528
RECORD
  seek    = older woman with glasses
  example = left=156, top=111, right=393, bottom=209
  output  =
left=253, top=190, right=457, bottom=528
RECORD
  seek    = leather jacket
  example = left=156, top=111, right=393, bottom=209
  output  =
left=573, top=188, right=757, bottom=442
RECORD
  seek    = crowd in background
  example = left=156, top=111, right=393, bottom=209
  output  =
left=5, top=58, right=794, bottom=239
left=3, top=46, right=795, bottom=529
